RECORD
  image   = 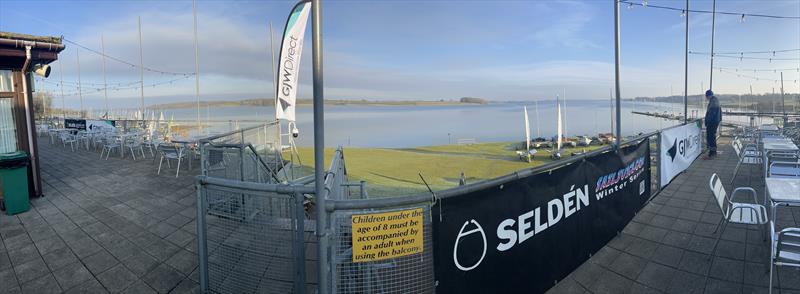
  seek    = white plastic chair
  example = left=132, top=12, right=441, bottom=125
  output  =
left=708, top=173, right=769, bottom=258
left=769, top=221, right=800, bottom=294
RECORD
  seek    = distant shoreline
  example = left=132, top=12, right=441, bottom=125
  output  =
left=146, top=98, right=487, bottom=110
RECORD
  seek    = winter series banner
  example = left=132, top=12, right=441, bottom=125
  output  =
left=433, top=139, right=651, bottom=294
left=659, top=121, right=701, bottom=187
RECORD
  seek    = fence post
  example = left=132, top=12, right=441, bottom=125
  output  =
left=294, top=191, right=307, bottom=294
left=195, top=179, right=210, bottom=292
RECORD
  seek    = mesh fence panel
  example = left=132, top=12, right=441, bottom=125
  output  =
left=201, top=122, right=284, bottom=184
left=329, top=204, right=435, bottom=294
left=203, top=185, right=299, bottom=294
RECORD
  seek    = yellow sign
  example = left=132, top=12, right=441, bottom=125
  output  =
left=351, top=208, right=424, bottom=262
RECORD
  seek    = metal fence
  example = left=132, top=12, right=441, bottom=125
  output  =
left=196, top=120, right=707, bottom=294
left=199, top=122, right=286, bottom=183
left=196, top=176, right=312, bottom=294
left=329, top=205, right=434, bottom=294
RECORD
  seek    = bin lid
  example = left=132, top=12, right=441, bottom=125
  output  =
left=0, top=151, right=28, bottom=161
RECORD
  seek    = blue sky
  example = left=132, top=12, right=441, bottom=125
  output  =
left=0, top=0, right=798, bottom=109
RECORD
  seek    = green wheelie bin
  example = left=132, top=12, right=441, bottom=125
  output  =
left=0, top=151, right=30, bottom=215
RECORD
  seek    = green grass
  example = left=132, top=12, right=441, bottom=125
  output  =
left=289, top=142, right=607, bottom=196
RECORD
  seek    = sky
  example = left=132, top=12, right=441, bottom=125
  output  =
left=0, top=0, right=799, bottom=109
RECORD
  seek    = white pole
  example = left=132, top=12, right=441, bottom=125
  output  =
left=138, top=16, right=145, bottom=120
left=609, top=88, right=614, bottom=134
left=76, top=48, right=83, bottom=118
left=101, top=34, right=109, bottom=118
left=562, top=88, right=567, bottom=137
left=59, top=60, right=65, bottom=120
left=194, top=0, right=201, bottom=133
left=535, top=100, right=540, bottom=137
left=270, top=21, right=280, bottom=146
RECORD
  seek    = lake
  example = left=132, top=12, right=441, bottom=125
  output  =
left=157, top=99, right=715, bottom=148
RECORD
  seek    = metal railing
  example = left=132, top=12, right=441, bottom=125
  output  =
left=199, top=121, right=285, bottom=183
left=196, top=120, right=706, bottom=294
left=196, top=176, right=312, bottom=294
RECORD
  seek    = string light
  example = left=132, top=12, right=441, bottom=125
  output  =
left=691, top=48, right=800, bottom=55
left=43, top=75, right=192, bottom=97
left=63, top=38, right=195, bottom=76
left=680, top=9, right=686, bottom=18
left=716, top=68, right=800, bottom=84
left=689, top=51, right=800, bottom=61
left=619, top=0, right=800, bottom=20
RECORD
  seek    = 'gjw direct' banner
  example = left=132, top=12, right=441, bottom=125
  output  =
left=433, top=139, right=651, bottom=294
left=275, top=0, right=311, bottom=122
left=659, top=121, right=701, bottom=187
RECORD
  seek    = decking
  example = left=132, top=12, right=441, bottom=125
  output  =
left=548, top=138, right=800, bottom=294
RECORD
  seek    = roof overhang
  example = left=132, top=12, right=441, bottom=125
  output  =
left=0, top=32, right=65, bottom=70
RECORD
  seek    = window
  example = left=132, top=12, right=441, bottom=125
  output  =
left=0, top=98, right=17, bottom=153
left=0, top=70, right=12, bottom=92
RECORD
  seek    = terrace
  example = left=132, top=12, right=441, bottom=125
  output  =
left=1, top=130, right=798, bottom=294
left=0, top=140, right=201, bottom=293
left=548, top=136, right=800, bottom=294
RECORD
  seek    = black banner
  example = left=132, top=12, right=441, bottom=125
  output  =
left=64, top=119, right=86, bottom=130
left=433, top=139, right=650, bottom=294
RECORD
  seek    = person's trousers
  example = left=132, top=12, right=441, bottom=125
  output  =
left=707, top=124, right=718, bottom=154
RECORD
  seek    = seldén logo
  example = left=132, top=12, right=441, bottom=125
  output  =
left=453, top=220, right=486, bottom=271
left=453, top=184, right=591, bottom=271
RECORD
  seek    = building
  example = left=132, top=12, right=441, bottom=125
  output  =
left=0, top=32, right=65, bottom=197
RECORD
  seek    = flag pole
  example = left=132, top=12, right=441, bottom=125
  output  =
left=614, top=0, right=622, bottom=148
left=194, top=0, right=201, bottom=133
left=311, top=1, right=328, bottom=294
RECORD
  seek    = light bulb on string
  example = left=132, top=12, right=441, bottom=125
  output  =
left=681, top=10, right=686, bottom=17
left=740, top=14, right=746, bottom=23
left=642, top=0, right=647, bottom=7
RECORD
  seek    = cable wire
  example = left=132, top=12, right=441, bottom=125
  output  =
left=63, top=38, right=195, bottom=76
left=620, top=0, right=800, bottom=20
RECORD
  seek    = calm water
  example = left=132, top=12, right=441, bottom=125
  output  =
left=158, top=100, right=709, bottom=148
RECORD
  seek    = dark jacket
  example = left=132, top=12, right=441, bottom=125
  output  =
left=705, top=95, right=722, bottom=126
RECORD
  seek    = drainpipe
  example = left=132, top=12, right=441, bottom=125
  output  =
left=21, top=46, right=40, bottom=196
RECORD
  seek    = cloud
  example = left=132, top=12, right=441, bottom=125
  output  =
left=527, top=1, right=600, bottom=49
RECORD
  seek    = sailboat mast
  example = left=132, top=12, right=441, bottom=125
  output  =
left=534, top=100, right=540, bottom=137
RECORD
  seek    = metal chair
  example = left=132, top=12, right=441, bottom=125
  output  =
left=767, top=162, right=800, bottom=179
left=708, top=173, right=769, bottom=258
left=157, top=143, right=187, bottom=177
left=100, top=135, right=122, bottom=160
left=731, top=137, right=763, bottom=184
left=769, top=221, right=800, bottom=294
left=60, top=132, right=77, bottom=152
left=125, top=135, right=146, bottom=160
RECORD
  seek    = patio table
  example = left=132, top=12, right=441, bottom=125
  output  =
left=112, top=132, right=141, bottom=158
left=759, top=124, right=779, bottom=131
left=766, top=178, right=800, bottom=218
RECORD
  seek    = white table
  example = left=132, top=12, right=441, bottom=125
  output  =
left=766, top=178, right=800, bottom=218
left=763, top=141, right=799, bottom=153
left=759, top=124, right=779, bottom=131
left=112, top=132, right=142, bottom=158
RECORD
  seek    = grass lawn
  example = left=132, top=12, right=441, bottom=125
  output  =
left=289, top=142, right=607, bottom=196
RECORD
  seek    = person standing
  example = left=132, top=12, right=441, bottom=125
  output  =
left=704, top=90, right=722, bottom=158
